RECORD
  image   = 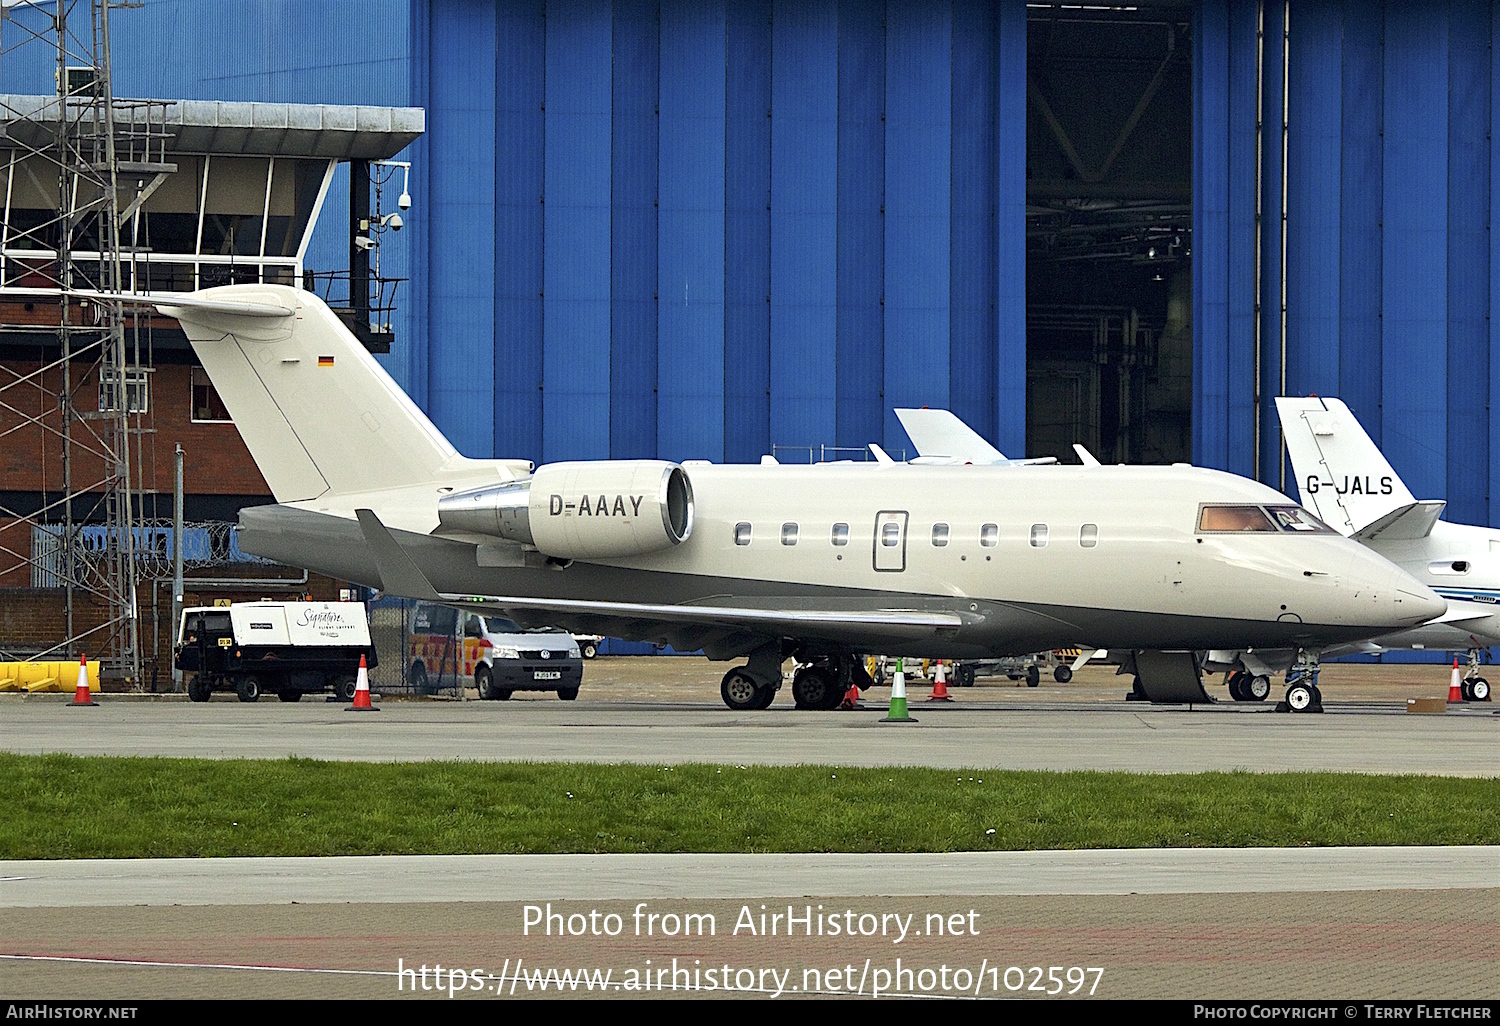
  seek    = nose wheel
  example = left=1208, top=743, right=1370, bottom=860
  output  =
left=1277, top=649, right=1324, bottom=713
left=1461, top=647, right=1492, bottom=702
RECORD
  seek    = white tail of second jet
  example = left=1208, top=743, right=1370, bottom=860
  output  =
left=163, top=284, right=522, bottom=504
left=1275, top=396, right=1445, bottom=539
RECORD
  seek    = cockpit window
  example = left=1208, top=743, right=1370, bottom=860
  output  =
left=1198, top=504, right=1335, bottom=534
left=1197, top=505, right=1277, bottom=533
left=1265, top=506, right=1335, bottom=533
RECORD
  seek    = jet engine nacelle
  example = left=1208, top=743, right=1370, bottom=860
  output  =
left=437, top=460, right=694, bottom=560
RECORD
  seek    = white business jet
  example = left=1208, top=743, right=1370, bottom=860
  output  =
left=18, top=286, right=1441, bottom=712
left=1277, top=396, right=1498, bottom=701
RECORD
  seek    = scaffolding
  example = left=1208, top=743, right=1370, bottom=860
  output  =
left=0, top=0, right=160, bottom=683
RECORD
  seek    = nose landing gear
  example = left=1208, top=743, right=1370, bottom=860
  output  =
left=1460, top=647, right=1492, bottom=702
left=1276, top=649, right=1323, bottom=713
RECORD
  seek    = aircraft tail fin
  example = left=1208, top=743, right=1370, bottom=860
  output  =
left=162, top=285, right=481, bottom=503
left=1274, top=396, right=1418, bottom=536
left=895, top=408, right=1006, bottom=464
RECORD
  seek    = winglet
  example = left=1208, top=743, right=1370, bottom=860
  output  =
left=867, top=443, right=895, bottom=464
left=1073, top=443, right=1102, bottom=467
left=355, top=508, right=441, bottom=600
left=1351, top=500, right=1447, bottom=543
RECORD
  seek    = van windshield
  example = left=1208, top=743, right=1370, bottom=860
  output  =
left=484, top=616, right=523, bottom=634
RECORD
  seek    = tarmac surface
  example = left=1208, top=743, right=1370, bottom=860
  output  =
left=2, top=660, right=1496, bottom=1000
left=1, top=658, right=1495, bottom=775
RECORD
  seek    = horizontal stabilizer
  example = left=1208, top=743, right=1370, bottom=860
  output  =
left=0, top=286, right=294, bottom=318
left=1352, top=501, right=1447, bottom=542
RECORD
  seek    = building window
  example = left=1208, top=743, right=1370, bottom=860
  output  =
left=931, top=523, right=950, bottom=547
left=980, top=523, right=998, bottom=547
left=831, top=523, right=849, bottom=546
left=734, top=522, right=752, bottom=546
left=1030, top=523, right=1048, bottom=548
left=191, top=367, right=231, bottom=422
left=781, top=522, right=798, bottom=546
left=1080, top=523, right=1099, bottom=548
left=98, top=366, right=150, bottom=414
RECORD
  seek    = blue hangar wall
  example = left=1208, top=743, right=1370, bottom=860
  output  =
left=407, top=0, right=1028, bottom=466
left=11, top=0, right=1500, bottom=526
left=1194, top=0, right=1500, bottom=530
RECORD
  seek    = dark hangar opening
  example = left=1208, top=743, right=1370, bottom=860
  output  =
left=1026, top=1, right=1193, bottom=464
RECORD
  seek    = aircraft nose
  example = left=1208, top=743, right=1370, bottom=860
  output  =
left=1392, top=568, right=1446, bottom=625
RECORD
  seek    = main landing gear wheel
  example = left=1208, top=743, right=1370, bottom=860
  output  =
left=1053, top=665, right=1073, bottom=684
left=721, top=668, right=764, bottom=712
left=1246, top=674, right=1271, bottom=702
left=581, top=642, right=597, bottom=659
left=792, top=665, right=841, bottom=710
left=1227, top=671, right=1248, bottom=701
left=1025, top=665, right=1041, bottom=688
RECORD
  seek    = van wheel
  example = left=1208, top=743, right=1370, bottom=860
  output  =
left=187, top=675, right=210, bottom=703
left=277, top=690, right=302, bottom=702
left=476, top=666, right=497, bottom=700
left=236, top=677, right=261, bottom=703
left=557, top=687, right=579, bottom=701
left=333, top=675, right=357, bottom=702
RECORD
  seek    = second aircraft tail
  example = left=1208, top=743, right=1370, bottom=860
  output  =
left=1275, top=396, right=1421, bottom=536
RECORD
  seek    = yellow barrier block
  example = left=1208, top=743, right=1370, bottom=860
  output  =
left=0, top=661, right=100, bottom=692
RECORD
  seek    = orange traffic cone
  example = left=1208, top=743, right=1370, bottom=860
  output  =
left=839, top=682, right=861, bottom=710
left=69, top=653, right=97, bottom=707
left=1448, top=659, right=1464, bottom=703
left=346, top=654, right=378, bottom=712
left=927, top=659, right=955, bottom=702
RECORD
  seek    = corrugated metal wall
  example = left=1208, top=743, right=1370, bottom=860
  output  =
left=414, top=0, right=1030, bottom=465
left=1194, top=0, right=1500, bottom=529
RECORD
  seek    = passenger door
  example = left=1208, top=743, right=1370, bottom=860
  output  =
left=873, top=511, right=909, bottom=572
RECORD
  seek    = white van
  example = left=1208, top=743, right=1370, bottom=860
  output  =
left=409, top=603, right=583, bottom=700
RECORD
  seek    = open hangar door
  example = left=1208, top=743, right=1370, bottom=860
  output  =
left=1026, top=1, right=1193, bottom=465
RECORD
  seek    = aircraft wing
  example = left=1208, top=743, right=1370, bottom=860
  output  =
left=1351, top=500, right=1447, bottom=542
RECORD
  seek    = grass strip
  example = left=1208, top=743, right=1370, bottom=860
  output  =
left=0, top=753, right=1496, bottom=859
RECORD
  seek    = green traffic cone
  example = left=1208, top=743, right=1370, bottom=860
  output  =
left=881, top=657, right=918, bottom=723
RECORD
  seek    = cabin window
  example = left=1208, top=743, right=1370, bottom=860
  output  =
left=734, top=522, right=752, bottom=546
left=1428, top=560, right=1471, bottom=575
left=931, top=523, right=950, bottom=547
left=831, top=523, right=849, bottom=546
left=781, top=522, right=799, bottom=546
left=881, top=522, right=901, bottom=547
left=980, top=523, right=998, bottom=547
left=1197, top=505, right=1277, bottom=533
left=1079, top=523, right=1099, bottom=548
left=1029, top=523, right=1048, bottom=548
